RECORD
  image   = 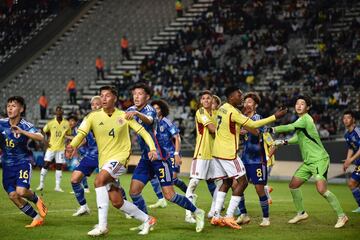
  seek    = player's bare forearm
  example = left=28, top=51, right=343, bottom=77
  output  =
left=243, top=126, right=259, bottom=135
left=206, top=123, right=216, bottom=134
left=23, top=131, right=44, bottom=142
left=244, top=115, right=276, bottom=129
left=174, top=134, right=181, bottom=153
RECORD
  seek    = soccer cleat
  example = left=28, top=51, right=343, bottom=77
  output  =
left=125, top=213, right=132, bottom=219
left=138, top=216, right=156, bottom=235
left=36, top=197, right=48, bottom=218
left=87, top=225, right=109, bottom=236
left=148, top=198, right=167, bottom=209
left=351, top=207, right=360, bottom=213
left=222, top=217, right=242, bottom=229
left=194, top=209, right=205, bottom=232
left=268, top=186, right=273, bottom=193
left=268, top=199, right=273, bottom=205
left=25, top=217, right=44, bottom=228
left=207, top=211, right=215, bottom=219
left=210, top=217, right=225, bottom=226
left=185, top=214, right=196, bottom=224
left=334, top=215, right=348, bottom=228
left=36, top=185, right=43, bottom=191
left=72, top=205, right=90, bottom=216
left=84, top=188, right=90, bottom=193
left=259, top=218, right=270, bottom=227
left=54, top=187, right=64, bottom=192
left=288, top=212, right=309, bottom=224
left=129, top=223, right=144, bottom=231
left=236, top=214, right=250, bottom=225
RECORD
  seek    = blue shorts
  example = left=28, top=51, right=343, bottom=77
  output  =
left=170, top=157, right=180, bottom=173
left=132, top=158, right=173, bottom=187
left=351, top=165, right=360, bottom=182
left=74, top=156, right=98, bottom=177
left=244, top=163, right=268, bottom=185
left=2, top=163, right=32, bottom=194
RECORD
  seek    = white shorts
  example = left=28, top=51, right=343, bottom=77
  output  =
left=212, top=157, right=246, bottom=179
left=44, top=150, right=65, bottom=164
left=190, top=159, right=215, bottom=180
left=101, top=160, right=127, bottom=179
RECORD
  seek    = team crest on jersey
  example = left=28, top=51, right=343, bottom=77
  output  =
left=13, top=132, right=20, bottom=138
left=118, top=118, right=124, bottom=125
left=160, top=126, right=164, bottom=132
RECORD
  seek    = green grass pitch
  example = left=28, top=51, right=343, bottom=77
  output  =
left=0, top=169, right=358, bottom=240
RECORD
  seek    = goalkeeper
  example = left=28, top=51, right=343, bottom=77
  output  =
left=270, top=95, right=348, bottom=228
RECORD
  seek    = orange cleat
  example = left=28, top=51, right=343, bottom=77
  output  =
left=268, top=186, right=273, bottom=193
left=211, top=217, right=225, bottom=226
left=268, top=199, right=273, bottom=205
left=222, top=217, right=242, bottom=230
left=36, top=197, right=48, bottom=218
left=25, top=217, right=44, bottom=228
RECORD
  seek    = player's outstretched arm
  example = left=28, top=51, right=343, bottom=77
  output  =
left=173, top=133, right=182, bottom=165
left=125, top=111, right=153, bottom=125
left=11, top=125, right=44, bottom=142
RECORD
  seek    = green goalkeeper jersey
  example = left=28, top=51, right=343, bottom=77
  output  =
left=274, top=113, right=329, bottom=164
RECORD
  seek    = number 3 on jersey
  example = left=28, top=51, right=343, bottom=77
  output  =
left=108, top=128, right=115, bottom=138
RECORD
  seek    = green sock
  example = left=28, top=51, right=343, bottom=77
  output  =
left=290, top=188, right=305, bottom=214
left=323, top=190, right=345, bottom=217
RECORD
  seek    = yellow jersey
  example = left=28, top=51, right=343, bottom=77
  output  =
left=212, top=103, right=276, bottom=160
left=263, top=132, right=275, bottom=167
left=43, top=118, right=71, bottom=151
left=70, top=108, right=156, bottom=168
left=193, top=107, right=216, bottom=160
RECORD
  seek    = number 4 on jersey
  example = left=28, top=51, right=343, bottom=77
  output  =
left=108, top=128, right=115, bottom=138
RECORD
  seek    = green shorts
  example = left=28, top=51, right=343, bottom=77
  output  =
left=294, top=158, right=329, bottom=181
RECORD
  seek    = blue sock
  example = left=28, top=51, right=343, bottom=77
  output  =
left=150, top=178, right=164, bottom=199
left=28, top=192, right=39, bottom=204
left=259, top=195, right=269, bottom=218
left=81, top=177, right=89, bottom=189
left=351, top=188, right=360, bottom=207
left=131, top=193, right=148, bottom=214
left=170, top=193, right=196, bottom=212
left=238, top=194, right=247, bottom=214
left=20, top=202, right=37, bottom=218
left=173, top=177, right=187, bottom=193
left=72, top=182, right=86, bottom=205
left=206, top=180, right=216, bottom=196
left=120, top=187, right=127, bottom=200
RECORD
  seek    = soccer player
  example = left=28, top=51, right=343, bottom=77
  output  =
left=236, top=92, right=270, bottom=227
left=67, top=86, right=157, bottom=236
left=342, top=110, right=360, bottom=213
left=271, top=95, right=348, bottom=228
left=37, top=106, right=71, bottom=192
left=69, top=96, right=101, bottom=216
left=1, top=96, right=48, bottom=227
left=211, top=86, right=286, bottom=229
left=148, top=99, right=188, bottom=209
left=127, top=83, right=205, bottom=233
left=185, top=90, right=217, bottom=223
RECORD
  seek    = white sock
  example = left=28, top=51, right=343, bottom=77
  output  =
left=120, top=200, right=148, bottom=222
left=214, top=191, right=226, bottom=218
left=39, top=168, right=48, bottom=186
left=55, top=170, right=62, bottom=188
left=264, top=185, right=271, bottom=200
left=210, top=180, right=222, bottom=213
left=226, top=195, right=241, bottom=217
left=185, top=178, right=199, bottom=217
left=95, top=186, right=109, bottom=229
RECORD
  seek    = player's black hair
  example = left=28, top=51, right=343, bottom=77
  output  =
left=67, top=115, right=78, bottom=122
left=295, top=95, right=312, bottom=107
left=343, top=110, right=356, bottom=119
left=151, top=99, right=170, bottom=117
left=224, top=86, right=242, bottom=99
left=100, top=85, right=118, bottom=97
left=7, top=96, right=26, bottom=116
left=244, top=92, right=261, bottom=105
left=199, top=90, right=213, bottom=98
left=130, top=83, right=153, bottom=97
left=55, top=105, right=63, bottom=111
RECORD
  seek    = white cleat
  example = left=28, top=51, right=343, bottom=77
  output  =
left=36, top=185, right=43, bottom=191
left=334, top=215, right=348, bottom=228
left=288, top=212, right=309, bottom=224
left=259, top=218, right=270, bottom=227
left=138, top=216, right=157, bottom=235
left=236, top=214, right=251, bottom=224
left=148, top=198, right=167, bottom=209
left=84, top=188, right=90, bottom=193
left=185, top=214, right=196, bottom=224
left=125, top=213, right=132, bottom=219
left=129, top=223, right=144, bottom=231
left=194, top=209, right=205, bottom=233
left=54, top=187, right=64, bottom=192
left=207, top=211, right=215, bottom=219
left=72, top=206, right=90, bottom=216
left=351, top=207, right=360, bottom=213
left=87, top=225, right=109, bottom=236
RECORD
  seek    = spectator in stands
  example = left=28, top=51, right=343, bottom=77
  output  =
left=120, top=35, right=130, bottom=60
left=66, top=78, right=77, bottom=104
left=95, top=55, right=105, bottom=80
left=175, top=0, right=183, bottom=18
left=38, top=90, right=48, bottom=120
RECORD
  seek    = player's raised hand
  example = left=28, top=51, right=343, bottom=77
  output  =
left=11, top=125, right=24, bottom=135
left=65, top=144, right=76, bottom=159
left=148, top=150, right=157, bottom=161
left=274, top=107, right=288, bottom=119
left=125, top=111, right=138, bottom=120
left=273, top=139, right=288, bottom=146
left=174, top=154, right=182, bottom=165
